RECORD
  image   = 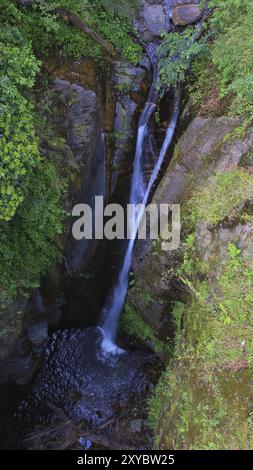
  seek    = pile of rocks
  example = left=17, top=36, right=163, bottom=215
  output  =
left=136, top=0, right=202, bottom=40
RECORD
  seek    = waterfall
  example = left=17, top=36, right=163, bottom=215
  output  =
left=100, top=48, right=180, bottom=355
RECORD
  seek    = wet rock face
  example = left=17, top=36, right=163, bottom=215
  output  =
left=196, top=222, right=253, bottom=279
left=172, top=4, right=201, bottom=26
left=0, top=79, right=102, bottom=386
left=51, top=79, right=99, bottom=168
left=163, top=0, right=200, bottom=17
left=111, top=61, right=148, bottom=195
left=16, top=327, right=153, bottom=429
left=67, top=85, right=98, bottom=161
left=48, top=79, right=105, bottom=273
left=26, top=322, right=48, bottom=354
left=0, top=291, right=49, bottom=386
left=152, top=116, right=244, bottom=206
left=0, top=289, right=47, bottom=384
left=165, top=0, right=200, bottom=3
left=45, top=57, right=97, bottom=91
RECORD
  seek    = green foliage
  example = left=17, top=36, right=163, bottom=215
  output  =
left=147, top=366, right=171, bottom=436
left=150, top=161, right=253, bottom=448
left=0, top=16, right=41, bottom=221
left=0, top=160, right=65, bottom=304
left=191, top=0, right=253, bottom=118
left=148, top=302, right=184, bottom=440
left=176, top=168, right=253, bottom=366
left=121, top=302, right=168, bottom=353
left=210, top=0, right=253, bottom=116
left=215, top=243, right=253, bottom=328
left=150, top=226, right=253, bottom=449
left=157, top=28, right=206, bottom=87
left=164, top=237, right=253, bottom=449
left=0, top=0, right=21, bottom=22
left=177, top=169, right=253, bottom=364
left=183, top=169, right=253, bottom=228
left=208, top=0, right=250, bottom=31
left=18, top=0, right=141, bottom=62
left=171, top=301, right=184, bottom=354
left=188, top=54, right=218, bottom=108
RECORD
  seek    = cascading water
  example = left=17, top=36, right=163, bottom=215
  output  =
left=100, top=46, right=180, bottom=355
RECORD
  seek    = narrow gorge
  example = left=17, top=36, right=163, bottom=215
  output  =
left=1, top=0, right=253, bottom=452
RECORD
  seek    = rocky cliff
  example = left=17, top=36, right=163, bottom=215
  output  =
left=125, top=113, right=253, bottom=448
left=3, top=0, right=252, bottom=452
left=0, top=0, right=203, bottom=387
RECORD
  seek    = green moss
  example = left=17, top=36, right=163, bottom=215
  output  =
left=150, top=164, right=253, bottom=449
left=120, top=303, right=167, bottom=354
left=148, top=302, right=184, bottom=439
left=154, top=357, right=253, bottom=450
left=171, top=301, right=184, bottom=355
left=183, top=243, right=253, bottom=366
left=150, top=289, right=253, bottom=449
left=147, top=366, right=172, bottom=445
left=136, top=289, right=155, bottom=305
left=189, top=0, right=253, bottom=119
left=183, top=169, right=253, bottom=228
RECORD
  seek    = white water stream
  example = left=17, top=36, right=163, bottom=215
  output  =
left=100, top=50, right=180, bottom=355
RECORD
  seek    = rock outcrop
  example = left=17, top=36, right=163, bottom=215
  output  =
left=0, top=74, right=103, bottom=386
left=172, top=4, right=201, bottom=25
left=135, top=1, right=172, bottom=41
left=143, top=4, right=167, bottom=35
left=135, top=0, right=202, bottom=39
left=0, top=291, right=47, bottom=386
left=49, top=79, right=105, bottom=273
left=128, top=116, right=252, bottom=337
left=110, top=60, right=148, bottom=195
left=127, top=114, right=253, bottom=449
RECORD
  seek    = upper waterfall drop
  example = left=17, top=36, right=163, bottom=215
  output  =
left=99, top=45, right=180, bottom=356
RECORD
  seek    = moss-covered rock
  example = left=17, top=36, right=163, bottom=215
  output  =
left=121, top=302, right=169, bottom=354
left=128, top=116, right=253, bottom=339
left=150, top=224, right=253, bottom=449
left=128, top=115, right=253, bottom=449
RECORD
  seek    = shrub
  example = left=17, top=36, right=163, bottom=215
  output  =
left=157, top=28, right=206, bottom=88
left=19, top=0, right=141, bottom=62
left=190, top=0, right=253, bottom=118
left=0, top=160, right=65, bottom=304
left=184, top=169, right=253, bottom=228
left=0, top=24, right=41, bottom=221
